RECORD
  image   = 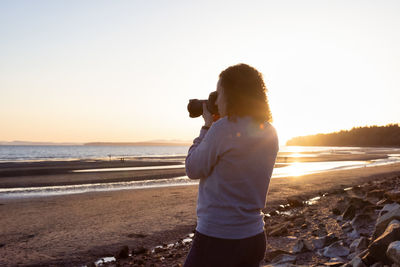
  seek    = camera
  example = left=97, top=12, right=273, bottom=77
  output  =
left=187, top=91, right=219, bottom=118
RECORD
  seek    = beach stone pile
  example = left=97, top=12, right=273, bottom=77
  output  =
left=263, top=175, right=400, bottom=266
left=88, top=233, right=193, bottom=267
left=90, top=175, right=400, bottom=266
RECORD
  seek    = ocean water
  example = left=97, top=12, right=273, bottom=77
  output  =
left=1, top=145, right=400, bottom=198
left=0, top=145, right=190, bottom=162
left=1, top=145, right=399, bottom=162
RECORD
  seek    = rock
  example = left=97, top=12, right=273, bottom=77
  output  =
left=369, top=263, right=383, bottom=267
left=153, top=246, right=165, bottom=253
left=334, top=198, right=348, bottom=214
left=361, top=251, right=376, bottom=266
left=292, top=239, right=313, bottom=253
left=378, top=203, right=400, bottom=218
left=366, top=189, right=385, bottom=202
left=263, top=264, right=297, bottom=267
left=385, top=189, right=400, bottom=203
left=360, top=205, right=377, bottom=218
left=264, top=249, right=291, bottom=262
left=349, top=256, right=367, bottom=267
left=347, top=186, right=365, bottom=197
left=133, top=246, right=148, bottom=255
left=269, top=210, right=279, bottom=216
left=348, top=249, right=369, bottom=261
left=268, top=222, right=290, bottom=236
left=386, top=240, right=400, bottom=264
left=277, top=204, right=290, bottom=211
left=373, top=205, right=400, bottom=238
left=324, top=261, right=344, bottom=266
left=115, top=245, right=129, bottom=259
left=347, top=197, right=372, bottom=209
left=287, top=196, right=304, bottom=207
left=343, top=205, right=357, bottom=221
left=347, top=229, right=361, bottom=239
left=369, top=220, right=400, bottom=263
left=322, top=241, right=350, bottom=258
left=325, top=233, right=339, bottom=246
left=312, top=233, right=338, bottom=249
left=347, top=251, right=358, bottom=260
left=328, top=257, right=346, bottom=263
left=270, top=254, right=297, bottom=264
left=342, top=221, right=353, bottom=233
left=313, top=236, right=325, bottom=249
left=350, top=237, right=369, bottom=253
left=376, top=198, right=391, bottom=208
left=351, top=214, right=375, bottom=235
left=312, top=226, right=328, bottom=237
left=332, top=207, right=342, bottom=215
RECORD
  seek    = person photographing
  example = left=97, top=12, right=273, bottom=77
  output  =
left=184, top=63, right=279, bottom=267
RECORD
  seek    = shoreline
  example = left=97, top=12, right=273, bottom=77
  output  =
left=0, top=152, right=397, bottom=190
left=0, top=159, right=186, bottom=188
left=0, top=158, right=185, bottom=176
left=1, top=163, right=400, bottom=266
left=1, top=161, right=400, bottom=199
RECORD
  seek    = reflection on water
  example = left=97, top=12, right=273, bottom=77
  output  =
left=0, top=176, right=197, bottom=198
left=286, top=153, right=316, bottom=158
left=1, top=148, right=400, bottom=199
left=272, top=160, right=367, bottom=177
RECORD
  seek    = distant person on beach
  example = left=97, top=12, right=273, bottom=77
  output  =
left=184, top=63, right=279, bottom=267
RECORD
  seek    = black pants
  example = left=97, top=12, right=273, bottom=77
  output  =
left=183, top=231, right=266, bottom=267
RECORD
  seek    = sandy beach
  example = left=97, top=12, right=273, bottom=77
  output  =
left=0, top=159, right=186, bottom=188
left=1, top=159, right=400, bottom=266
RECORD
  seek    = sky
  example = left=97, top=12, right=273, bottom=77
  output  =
left=1, top=0, right=399, bottom=144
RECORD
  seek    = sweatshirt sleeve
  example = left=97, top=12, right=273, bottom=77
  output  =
left=185, top=124, right=225, bottom=179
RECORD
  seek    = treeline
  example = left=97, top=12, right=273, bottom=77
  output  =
left=286, top=124, right=400, bottom=147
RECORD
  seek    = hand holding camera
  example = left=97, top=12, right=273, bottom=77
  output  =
left=202, top=102, right=213, bottom=127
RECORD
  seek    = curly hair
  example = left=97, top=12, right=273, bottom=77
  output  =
left=219, top=63, right=272, bottom=123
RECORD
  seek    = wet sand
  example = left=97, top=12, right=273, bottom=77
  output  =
left=1, top=163, right=400, bottom=266
left=0, top=159, right=186, bottom=188
left=0, top=152, right=389, bottom=188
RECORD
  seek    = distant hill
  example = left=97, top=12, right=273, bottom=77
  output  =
left=286, top=124, right=400, bottom=147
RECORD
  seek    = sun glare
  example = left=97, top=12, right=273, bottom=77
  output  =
left=284, top=162, right=304, bottom=177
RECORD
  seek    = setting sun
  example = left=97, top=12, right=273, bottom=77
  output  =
left=1, top=2, right=400, bottom=266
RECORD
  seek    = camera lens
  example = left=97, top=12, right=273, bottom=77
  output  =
left=187, top=99, right=203, bottom=118
left=187, top=91, right=219, bottom=118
